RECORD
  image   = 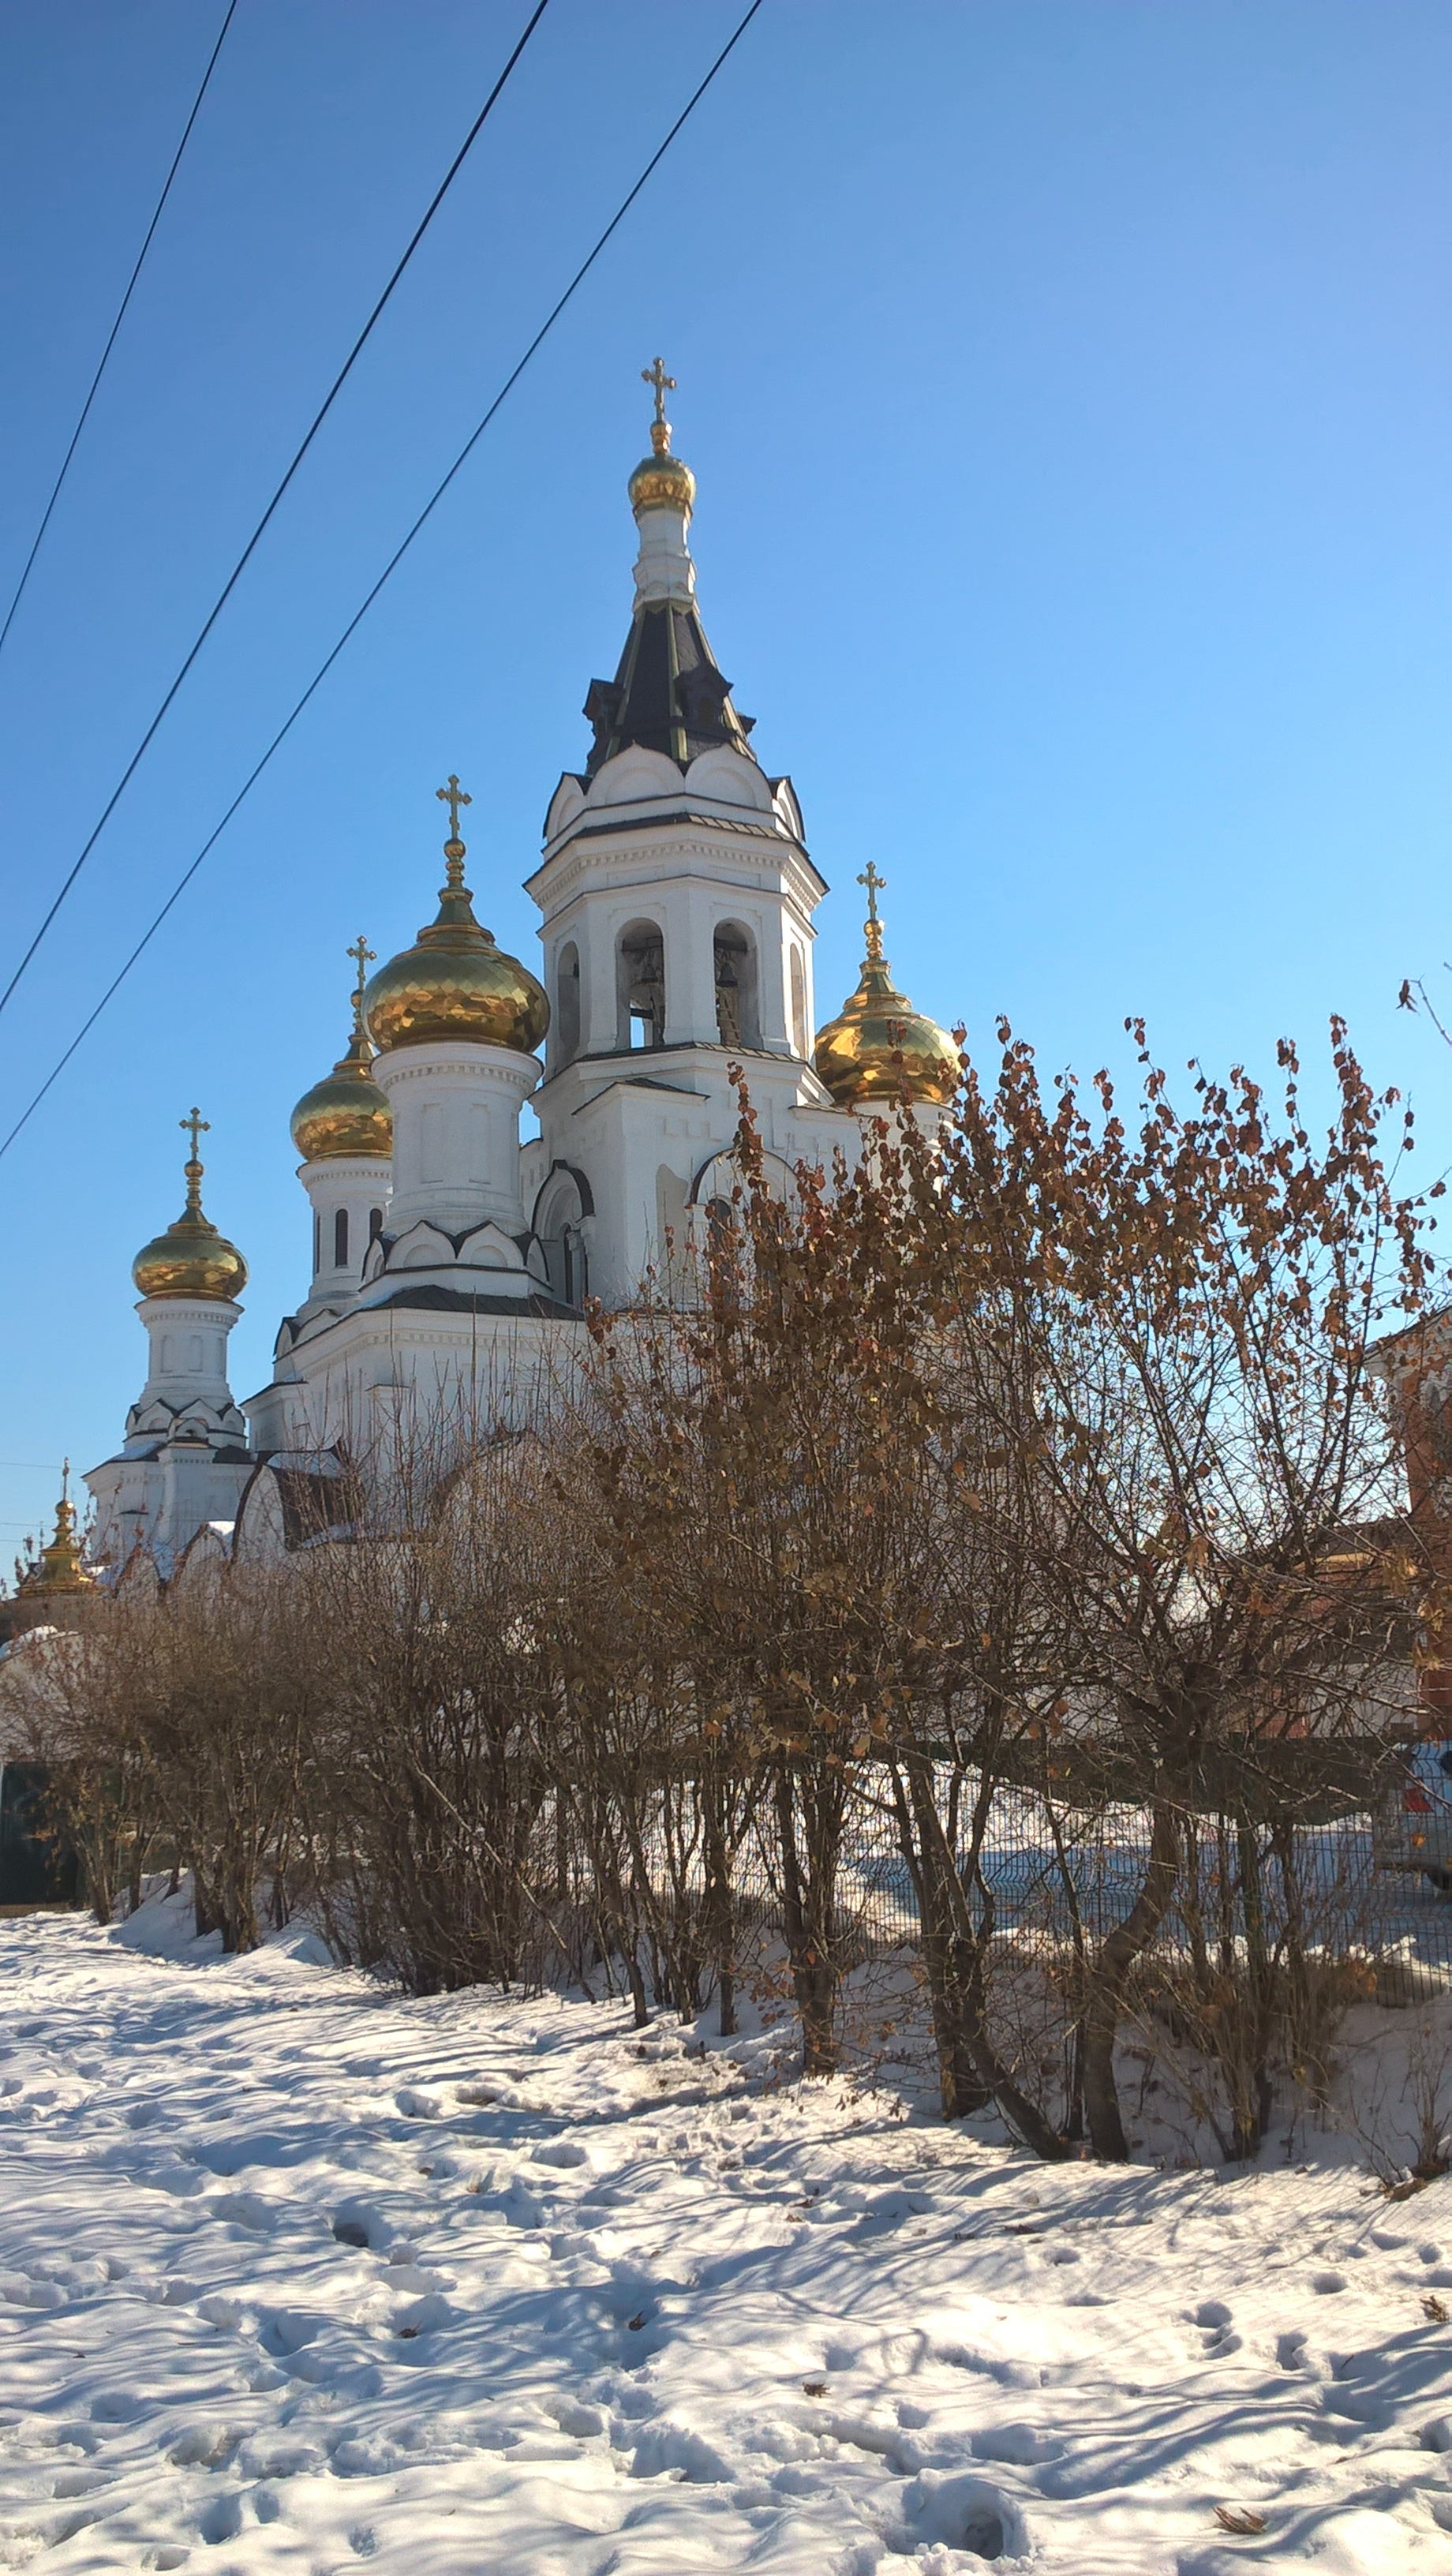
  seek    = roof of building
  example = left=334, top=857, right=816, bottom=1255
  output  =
left=582, top=599, right=759, bottom=779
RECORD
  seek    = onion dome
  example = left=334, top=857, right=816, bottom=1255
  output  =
left=813, top=867, right=959, bottom=1109
left=17, top=1464, right=92, bottom=1599
left=627, top=355, right=697, bottom=516
left=290, top=935, right=393, bottom=1162
left=133, top=1110, right=249, bottom=1301
left=363, top=777, right=548, bottom=1057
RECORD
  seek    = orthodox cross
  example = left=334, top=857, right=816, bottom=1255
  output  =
left=347, top=932, right=375, bottom=1035
left=642, top=356, right=676, bottom=425
left=858, top=863, right=887, bottom=960
left=181, top=1106, right=208, bottom=1211
left=436, top=773, right=471, bottom=843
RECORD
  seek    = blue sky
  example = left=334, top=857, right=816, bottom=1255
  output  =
left=1, top=0, right=1450, bottom=1561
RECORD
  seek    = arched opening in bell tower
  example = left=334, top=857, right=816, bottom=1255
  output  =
left=713, top=922, right=759, bottom=1050
left=619, top=920, right=666, bottom=1050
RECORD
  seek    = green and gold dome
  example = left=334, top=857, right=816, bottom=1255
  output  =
left=363, top=777, right=548, bottom=1058
left=133, top=1110, right=249, bottom=1301
left=291, top=937, right=393, bottom=1163
left=813, top=868, right=959, bottom=1109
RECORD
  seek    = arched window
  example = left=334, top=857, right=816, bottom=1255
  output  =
left=790, top=946, right=807, bottom=1058
left=714, top=922, right=759, bottom=1049
left=369, top=1206, right=384, bottom=1245
left=312, top=1213, right=320, bottom=1275
left=534, top=1167, right=588, bottom=1307
left=556, top=940, right=581, bottom=1065
left=619, top=920, right=665, bottom=1050
left=334, top=1208, right=349, bottom=1270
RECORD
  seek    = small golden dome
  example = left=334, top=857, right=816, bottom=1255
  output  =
left=364, top=781, right=548, bottom=1058
left=291, top=936, right=393, bottom=1162
left=133, top=1110, right=249, bottom=1302
left=813, top=868, right=959, bottom=1109
left=18, top=1466, right=92, bottom=1599
left=628, top=447, right=696, bottom=515
left=628, top=358, right=695, bottom=515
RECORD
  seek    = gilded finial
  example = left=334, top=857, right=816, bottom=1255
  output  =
left=642, top=355, right=677, bottom=458
left=346, top=933, right=376, bottom=1038
left=857, top=863, right=887, bottom=961
left=436, top=773, right=472, bottom=888
left=180, top=1106, right=209, bottom=1213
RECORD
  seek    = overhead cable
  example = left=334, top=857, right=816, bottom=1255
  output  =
left=0, top=0, right=765, bottom=1166
left=0, top=0, right=238, bottom=668
left=0, top=0, right=552, bottom=1023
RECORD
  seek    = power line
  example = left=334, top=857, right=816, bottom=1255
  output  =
left=0, top=0, right=765, bottom=1169
left=0, top=0, right=552, bottom=1025
left=0, top=2, right=238, bottom=668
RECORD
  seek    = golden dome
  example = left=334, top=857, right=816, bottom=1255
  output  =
left=813, top=868, right=959, bottom=1109
left=133, top=1110, right=249, bottom=1302
left=628, top=447, right=696, bottom=515
left=364, top=781, right=548, bottom=1058
left=628, top=358, right=695, bottom=515
left=19, top=1467, right=92, bottom=1599
left=291, top=935, right=393, bottom=1162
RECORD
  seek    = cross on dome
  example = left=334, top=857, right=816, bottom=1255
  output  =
left=346, top=932, right=376, bottom=1033
left=642, top=356, right=676, bottom=424
left=640, top=357, right=679, bottom=462
left=436, top=773, right=472, bottom=890
left=180, top=1107, right=210, bottom=1217
left=858, top=863, right=887, bottom=960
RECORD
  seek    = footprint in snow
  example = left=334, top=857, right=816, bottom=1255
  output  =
left=1276, top=2329, right=1309, bottom=2372
left=1194, top=2299, right=1243, bottom=2355
left=196, top=2490, right=244, bottom=2545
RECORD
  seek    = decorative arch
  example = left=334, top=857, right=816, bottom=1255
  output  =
left=687, top=1145, right=796, bottom=1208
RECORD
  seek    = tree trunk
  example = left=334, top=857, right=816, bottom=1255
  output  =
left=773, top=1765, right=841, bottom=2076
left=889, top=1752, right=1065, bottom=2154
left=1081, top=1792, right=1180, bottom=2162
left=702, top=1763, right=737, bottom=2037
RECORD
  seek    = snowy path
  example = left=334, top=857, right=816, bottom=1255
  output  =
left=2, top=1908, right=1452, bottom=2571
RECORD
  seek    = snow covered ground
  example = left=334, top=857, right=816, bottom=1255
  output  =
left=3, top=1900, right=1452, bottom=2572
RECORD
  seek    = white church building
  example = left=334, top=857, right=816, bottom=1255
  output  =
left=85, top=372, right=959, bottom=1571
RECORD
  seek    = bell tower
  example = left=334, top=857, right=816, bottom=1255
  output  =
left=526, top=369, right=835, bottom=1304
